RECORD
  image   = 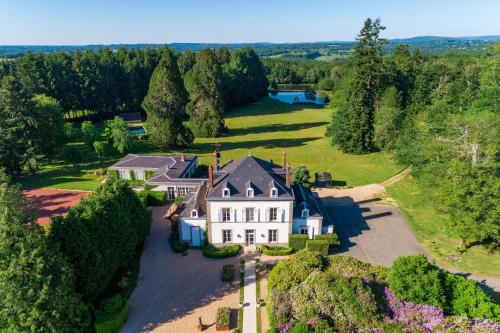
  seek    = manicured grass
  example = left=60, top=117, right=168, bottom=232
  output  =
left=190, top=97, right=399, bottom=187
left=18, top=97, right=399, bottom=190
left=386, top=176, right=500, bottom=276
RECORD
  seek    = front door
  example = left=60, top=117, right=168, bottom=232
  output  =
left=245, top=229, right=255, bottom=245
left=167, top=187, right=175, bottom=200
left=191, top=226, right=201, bottom=247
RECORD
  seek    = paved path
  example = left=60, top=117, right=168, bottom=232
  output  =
left=121, top=206, right=239, bottom=333
left=243, top=258, right=257, bottom=333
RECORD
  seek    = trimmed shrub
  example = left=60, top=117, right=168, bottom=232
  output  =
left=305, top=239, right=329, bottom=256
left=202, top=245, right=240, bottom=259
left=137, top=190, right=167, bottom=206
left=388, top=255, right=446, bottom=309
left=326, top=255, right=389, bottom=284
left=444, top=272, right=500, bottom=320
left=216, top=307, right=230, bottom=328
left=95, top=295, right=128, bottom=333
left=169, top=229, right=189, bottom=253
left=267, top=249, right=323, bottom=292
left=47, top=179, right=151, bottom=303
left=222, top=264, right=235, bottom=282
left=262, top=245, right=293, bottom=256
left=314, top=233, right=340, bottom=247
left=289, top=234, right=308, bottom=251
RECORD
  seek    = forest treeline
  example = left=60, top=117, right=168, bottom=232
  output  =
left=0, top=46, right=267, bottom=121
left=327, top=18, right=499, bottom=250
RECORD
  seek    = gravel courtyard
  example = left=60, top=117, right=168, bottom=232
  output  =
left=121, top=206, right=240, bottom=333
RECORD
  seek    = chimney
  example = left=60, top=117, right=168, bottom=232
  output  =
left=286, top=163, right=291, bottom=187
left=282, top=151, right=287, bottom=169
left=180, top=153, right=185, bottom=161
left=208, top=166, right=213, bottom=189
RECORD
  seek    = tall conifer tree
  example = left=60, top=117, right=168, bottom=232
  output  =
left=142, top=48, right=193, bottom=148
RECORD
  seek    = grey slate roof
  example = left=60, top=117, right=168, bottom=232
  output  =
left=180, top=181, right=208, bottom=218
left=109, top=154, right=202, bottom=186
left=206, top=156, right=294, bottom=201
left=293, top=183, right=327, bottom=220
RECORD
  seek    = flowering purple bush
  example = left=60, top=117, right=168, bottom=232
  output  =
left=277, top=322, right=292, bottom=333
left=469, top=318, right=500, bottom=332
left=382, top=287, right=445, bottom=332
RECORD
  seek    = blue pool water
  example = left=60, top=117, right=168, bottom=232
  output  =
left=129, top=126, right=147, bottom=135
left=268, top=91, right=325, bottom=105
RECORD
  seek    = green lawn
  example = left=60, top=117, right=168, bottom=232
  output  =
left=190, top=97, right=399, bottom=186
left=19, top=97, right=400, bottom=190
left=386, top=176, right=500, bottom=276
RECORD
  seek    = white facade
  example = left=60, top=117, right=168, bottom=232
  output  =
left=211, top=221, right=290, bottom=245
left=292, top=217, right=323, bottom=240
left=179, top=218, right=206, bottom=247
left=209, top=200, right=291, bottom=223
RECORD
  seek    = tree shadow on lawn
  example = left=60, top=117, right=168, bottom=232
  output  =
left=225, top=98, right=325, bottom=119
left=188, top=137, right=322, bottom=155
left=229, top=121, right=329, bottom=136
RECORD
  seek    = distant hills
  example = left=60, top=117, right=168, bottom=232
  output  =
left=1, top=35, right=498, bottom=59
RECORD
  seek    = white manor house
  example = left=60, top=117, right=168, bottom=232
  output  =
left=110, top=152, right=333, bottom=247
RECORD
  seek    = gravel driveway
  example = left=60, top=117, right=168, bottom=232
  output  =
left=121, top=206, right=239, bottom=333
left=318, top=193, right=427, bottom=266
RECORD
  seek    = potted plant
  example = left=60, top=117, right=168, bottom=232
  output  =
left=216, top=307, right=231, bottom=331
left=221, top=264, right=234, bottom=282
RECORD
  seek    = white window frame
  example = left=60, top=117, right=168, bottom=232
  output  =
left=177, top=187, right=190, bottom=197
left=222, top=229, right=232, bottom=243
left=268, top=229, right=278, bottom=243
left=301, top=208, right=309, bottom=218
left=270, top=188, right=278, bottom=198
left=245, top=208, right=255, bottom=222
left=191, top=209, right=198, bottom=218
left=222, top=208, right=231, bottom=222
left=246, top=188, right=254, bottom=198
left=269, top=207, right=278, bottom=221
left=300, top=227, right=308, bottom=235
left=222, top=188, right=230, bottom=198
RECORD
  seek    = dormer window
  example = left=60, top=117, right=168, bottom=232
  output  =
left=301, top=208, right=309, bottom=218
left=191, top=209, right=198, bottom=218
left=222, top=188, right=230, bottom=198
left=270, top=188, right=278, bottom=198
left=247, top=188, right=254, bottom=198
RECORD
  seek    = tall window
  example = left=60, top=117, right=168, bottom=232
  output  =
left=177, top=187, right=190, bottom=197
left=300, top=227, right=308, bottom=235
left=269, top=208, right=278, bottom=221
left=245, top=208, right=255, bottom=222
left=222, top=230, right=232, bottom=243
left=222, top=208, right=231, bottom=222
left=268, top=229, right=278, bottom=243
left=246, top=188, right=254, bottom=198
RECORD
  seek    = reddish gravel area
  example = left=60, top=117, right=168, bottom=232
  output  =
left=22, top=188, right=90, bottom=225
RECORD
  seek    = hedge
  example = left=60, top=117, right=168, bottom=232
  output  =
left=289, top=234, right=308, bottom=251
left=95, top=295, right=129, bottom=333
left=222, top=264, right=234, bottom=282
left=169, top=229, right=189, bottom=253
left=202, top=245, right=240, bottom=259
left=314, top=233, right=340, bottom=247
left=262, top=245, right=293, bottom=256
left=107, top=169, right=119, bottom=180
left=137, top=190, right=167, bottom=206
left=305, top=239, right=329, bottom=256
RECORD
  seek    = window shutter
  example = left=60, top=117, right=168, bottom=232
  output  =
left=218, top=209, right=221, bottom=222
left=242, top=208, right=245, bottom=222
left=233, top=209, right=237, bottom=222
left=265, top=209, right=269, bottom=222
left=281, top=209, right=285, bottom=222
left=257, top=209, right=260, bottom=222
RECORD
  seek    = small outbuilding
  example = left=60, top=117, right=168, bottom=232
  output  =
left=315, top=171, right=333, bottom=187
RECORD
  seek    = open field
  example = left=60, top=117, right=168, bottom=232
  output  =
left=386, top=176, right=500, bottom=276
left=19, top=97, right=400, bottom=190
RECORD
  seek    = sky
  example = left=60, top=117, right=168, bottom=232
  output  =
left=0, top=0, right=499, bottom=45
